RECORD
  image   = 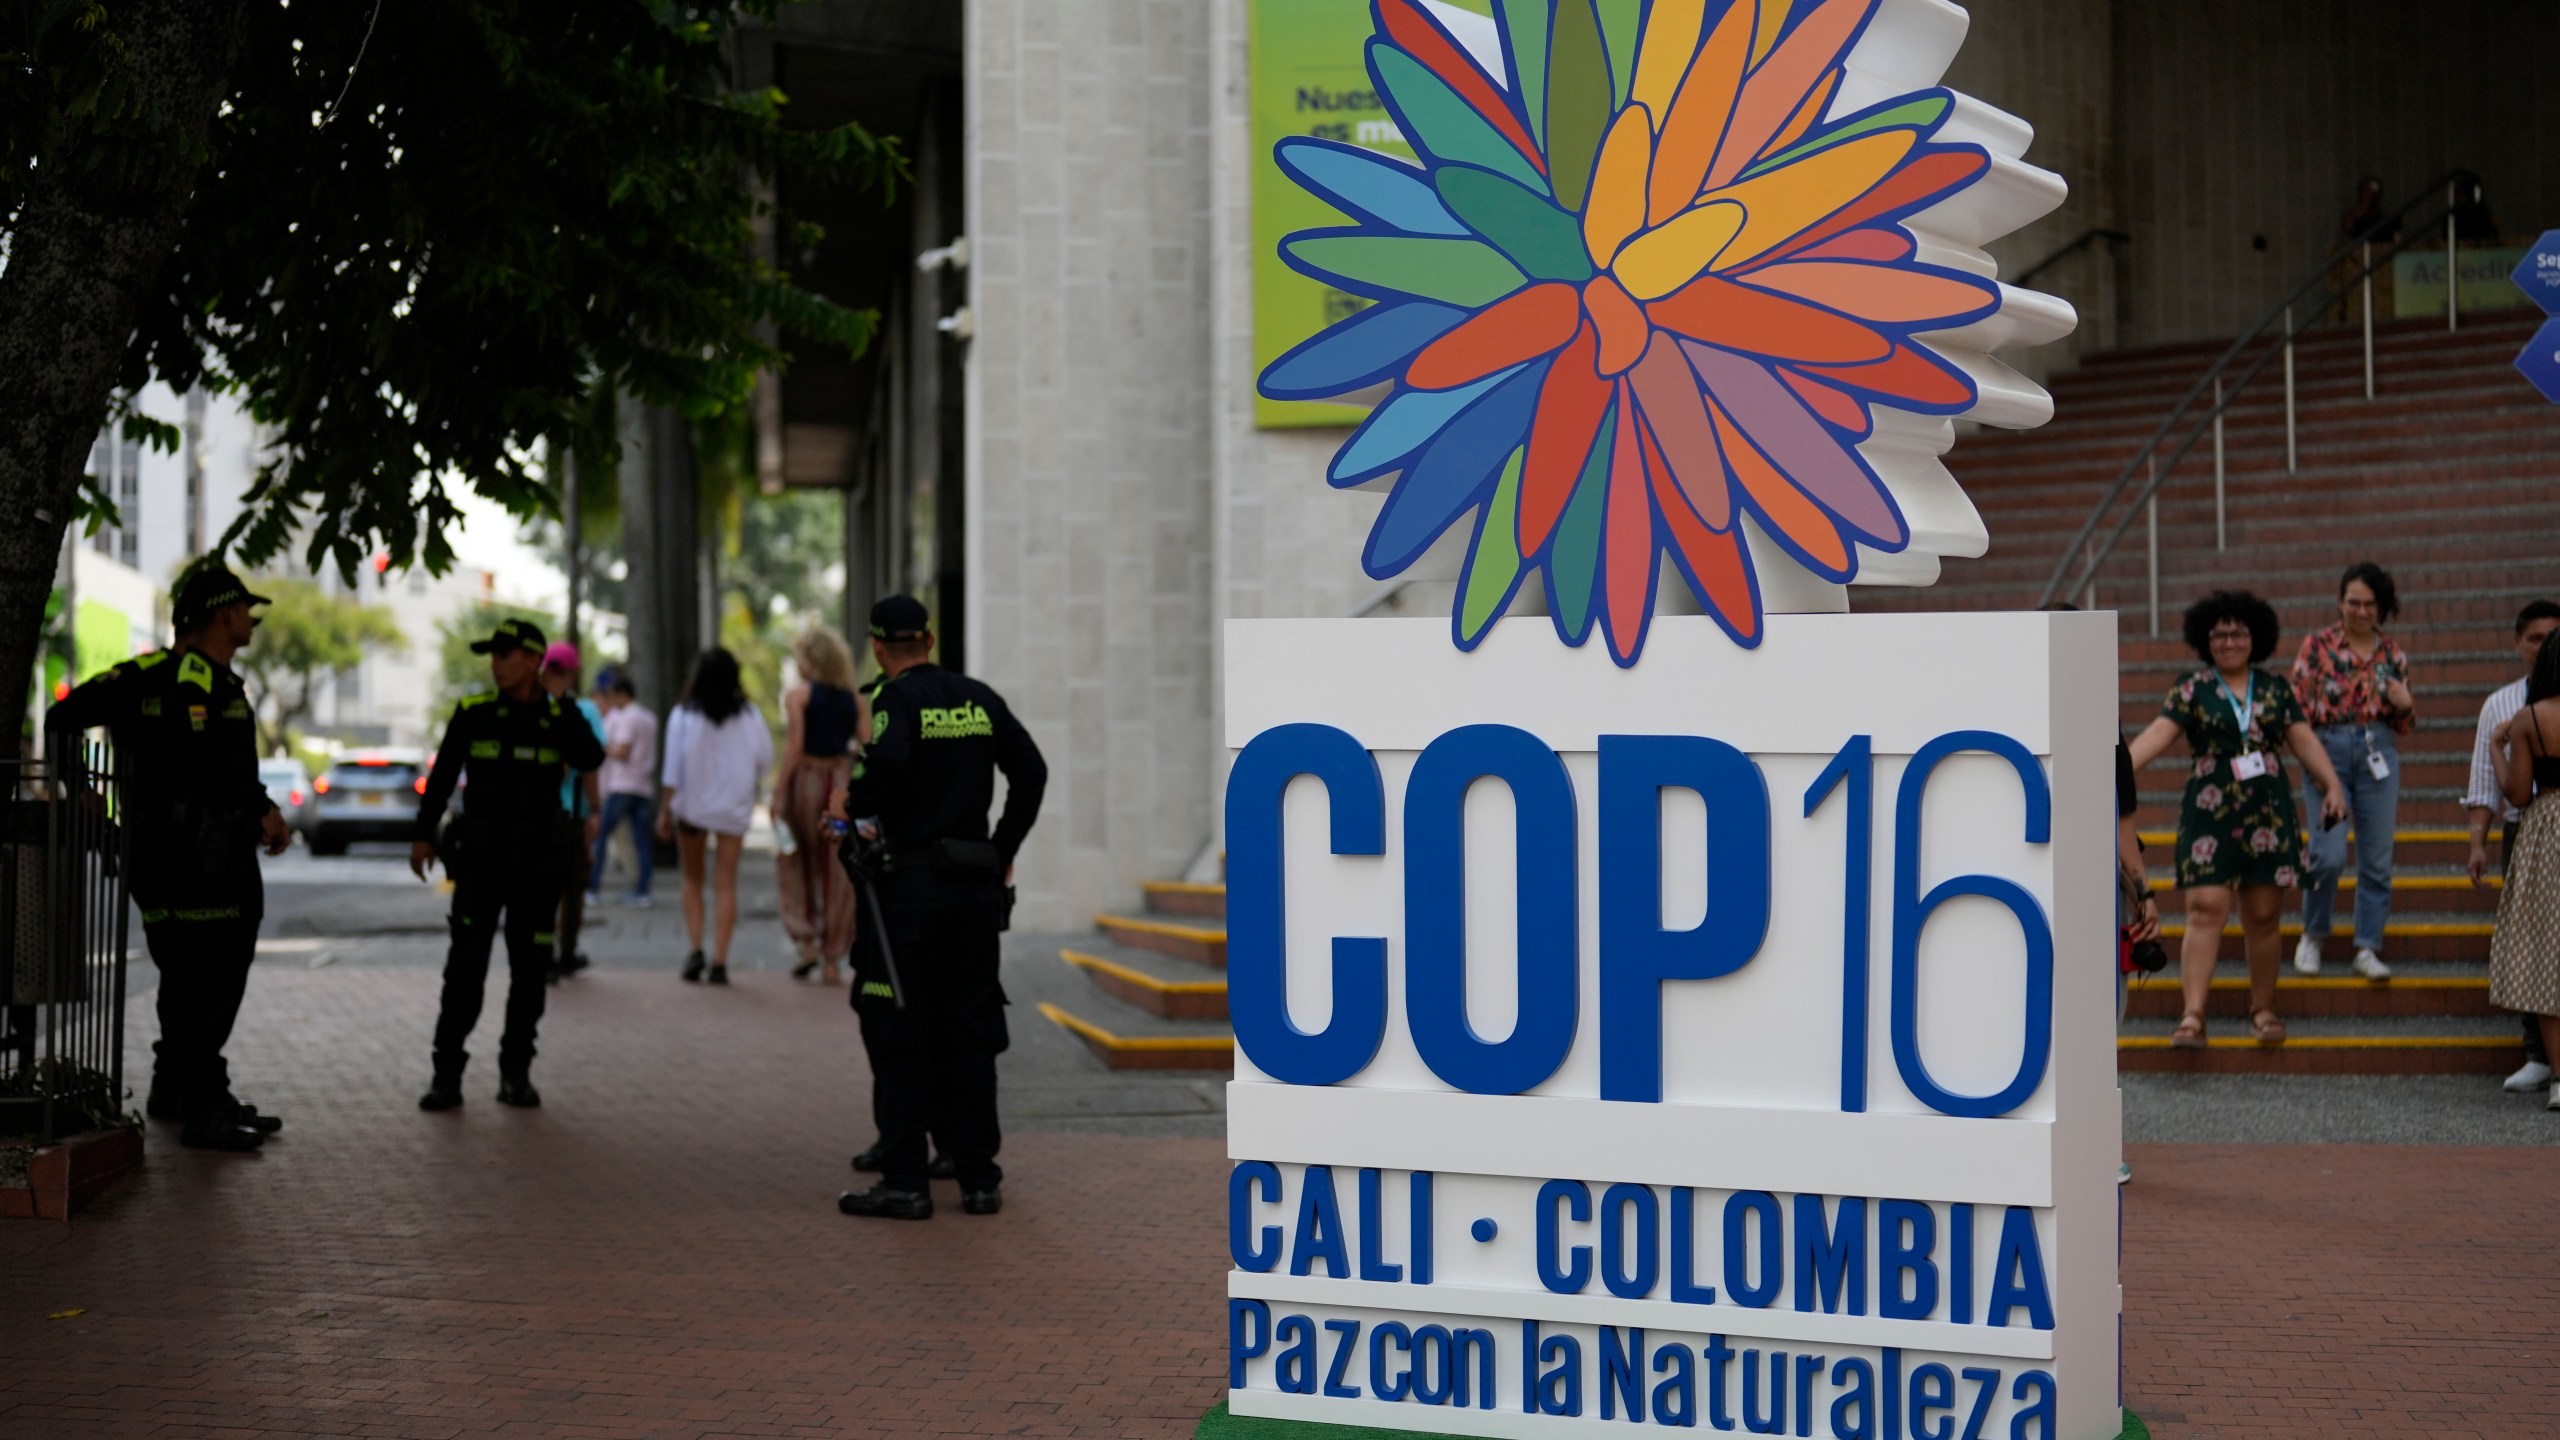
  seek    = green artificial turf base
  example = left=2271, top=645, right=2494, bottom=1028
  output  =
left=1195, top=1399, right=2153, bottom=1439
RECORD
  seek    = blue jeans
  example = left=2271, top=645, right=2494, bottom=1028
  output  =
left=593, top=792, right=656, bottom=897
left=2300, top=722, right=2398, bottom=954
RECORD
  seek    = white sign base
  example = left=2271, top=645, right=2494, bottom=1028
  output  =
left=1221, top=613, right=2120, bottom=1440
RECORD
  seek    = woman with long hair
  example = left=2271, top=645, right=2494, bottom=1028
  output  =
left=656, top=646, right=772, bottom=984
left=2127, top=591, right=2348, bottom=1049
left=773, top=626, right=861, bottom=982
left=2491, top=637, right=2560, bottom=1110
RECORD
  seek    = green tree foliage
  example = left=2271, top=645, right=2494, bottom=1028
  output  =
left=0, top=0, right=898, bottom=729
left=435, top=599, right=555, bottom=717
left=232, top=578, right=406, bottom=754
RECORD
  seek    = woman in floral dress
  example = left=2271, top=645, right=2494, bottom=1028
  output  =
left=2129, top=591, right=2350, bottom=1047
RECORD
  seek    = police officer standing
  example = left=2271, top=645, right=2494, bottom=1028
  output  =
left=410, top=618, right=604, bottom=1110
left=838, top=595, right=1046, bottom=1220
left=45, top=563, right=291, bottom=1152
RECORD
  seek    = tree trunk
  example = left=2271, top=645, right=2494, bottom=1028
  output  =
left=0, top=0, right=251, bottom=737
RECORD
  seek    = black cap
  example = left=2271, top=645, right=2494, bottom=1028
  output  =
left=468, top=617, right=548, bottom=655
left=171, top=563, right=272, bottom=630
left=868, top=595, right=931, bottom=642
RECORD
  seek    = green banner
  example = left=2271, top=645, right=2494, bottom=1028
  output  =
left=1250, top=0, right=1495, bottom=429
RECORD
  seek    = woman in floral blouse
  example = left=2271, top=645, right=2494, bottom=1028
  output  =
left=2289, top=562, right=2416, bottom=980
left=2129, top=590, right=2349, bottom=1047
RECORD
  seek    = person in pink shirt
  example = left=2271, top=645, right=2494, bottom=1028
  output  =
left=589, top=668, right=661, bottom=906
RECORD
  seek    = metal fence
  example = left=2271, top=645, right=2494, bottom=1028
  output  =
left=0, top=739, right=132, bottom=1145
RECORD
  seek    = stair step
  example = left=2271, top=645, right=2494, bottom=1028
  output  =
left=1143, top=879, right=1228, bottom=919
left=1059, top=943, right=1228, bottom=1020
left=2121, top=974, right=2494, bottom=1019
left=1036, top=1001, right=1233, bottom=1072
left=2116, top=1011, right=2520, bottom=1074
left=1094, top=913, right=1227, bottom=968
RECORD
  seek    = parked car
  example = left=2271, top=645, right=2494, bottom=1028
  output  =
left=303, top=749, right=428, bottom=856
left=259, top=758, right=311, bottom=840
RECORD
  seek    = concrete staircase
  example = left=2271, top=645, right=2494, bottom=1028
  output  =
left=1039, top=881, right=1235, bottom=1071
left=1867, top=312, right=2560, bottom=1073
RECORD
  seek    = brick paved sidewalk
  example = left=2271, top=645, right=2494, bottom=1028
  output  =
left=3, top=962, right=2557, bottom=1438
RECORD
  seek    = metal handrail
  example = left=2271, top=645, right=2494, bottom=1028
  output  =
left=2031, top=171, right=2472, bottom=613
left=2013, top=228, right=2129, bottom=290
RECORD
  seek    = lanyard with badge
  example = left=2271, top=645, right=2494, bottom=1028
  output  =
left=2217, top=670, right=2271, bottom=781
left=2358, top=645, right=2394, bottom=780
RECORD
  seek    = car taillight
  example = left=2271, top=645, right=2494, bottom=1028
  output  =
left=314, top=776, right=330, bottom=795
left=414, top=776, right=428, bottom=795
left=288, top=789, right=305, bottom=807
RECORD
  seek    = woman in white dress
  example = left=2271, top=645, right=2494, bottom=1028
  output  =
left=656, top=647, right=772, bottom=984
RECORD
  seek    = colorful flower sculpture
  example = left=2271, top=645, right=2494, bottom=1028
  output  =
left=1258, top=0, right=2014, bottom=662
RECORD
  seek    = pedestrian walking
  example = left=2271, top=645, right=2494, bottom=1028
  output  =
left=2489, top=636, right=2560, bottom=1111
left=774, top=626, right=861, bottom=983
left=542, top=642, right=606, bottom=980
left=656, top=647, right=771, bottom=985
left=2290, top=562, right=2415, bottom=979
left=838, top=595, right=1047, bottom=1221
left=2467, top=600, right=2560, bottom=1091
left=590, top=668, right=659, bottom=906
left=45, top=562, right=292, bottom=1152
left=2126, top=590, right=2348, bottom=1050
left=410, top=618, right=606, bottom=1110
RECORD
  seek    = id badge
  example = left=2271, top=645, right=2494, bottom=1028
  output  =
left=2365, top=748, right=2392, bottom=781
left=2230, top=752, right=2269, bottom=781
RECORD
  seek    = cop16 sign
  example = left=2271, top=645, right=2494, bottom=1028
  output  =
left=1220, top=613, right=2121, bottom=1440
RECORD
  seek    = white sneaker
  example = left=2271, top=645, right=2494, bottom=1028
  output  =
left=2117, top=1162, right=2132, bottom=1186
left=2292, top=935, right=2322, bottom=975
left=2548, top=1082, right=2560, bottom=1114
left=2350, top=949, right=2391, bottom=981
left=2504, top=1060, right=2553, bottom=1094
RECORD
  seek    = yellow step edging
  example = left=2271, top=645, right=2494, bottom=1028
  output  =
left=1060, top=948, right=1227, bottom=996
left=2150, top=874, right=2496, bottom=892
left=2137, top=828, right=2472, bottom=847
left=1142, top=880, right=1228, bottom=897
left=1094, top=913, right=1227, bottom=943
left=2125, top=975, right=2488, bottom=991
left=1037, top=1001, right=1234, bottom=1054
left=2160, top=921, right=2494, bottom=938
left=2119, top=1034, right=2514, bottom=1050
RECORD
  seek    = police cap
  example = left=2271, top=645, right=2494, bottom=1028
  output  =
left=468, top=617, right=549, bottom=655
left=171, top=563, right=273, bottom=631
left=868, top=595, right=931, bottom=642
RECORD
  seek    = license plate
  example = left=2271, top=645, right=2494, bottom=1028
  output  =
left=359, top=791, right=385, bottom=807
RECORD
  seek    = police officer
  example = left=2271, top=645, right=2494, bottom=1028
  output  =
left=45, top=563, right=291, bottom=1152
left=838, top=595, right=1046, bottom=1220
left=409, top=618, right=604, bottom=1110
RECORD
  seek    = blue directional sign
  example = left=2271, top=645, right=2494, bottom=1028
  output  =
left=2512, top=230, right=2560, bottom=316
left=2519, top=318, right=2560, bottom=405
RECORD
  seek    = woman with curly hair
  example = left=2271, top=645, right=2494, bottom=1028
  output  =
left=773, top=625, right=863, bottom=982
left=2128, top=591, right=2349, bottom=1048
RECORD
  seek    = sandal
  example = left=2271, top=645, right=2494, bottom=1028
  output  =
left=791, top=959, right=819, bottom=981
left=2170, top=1012, right=2207, bottom=1050
left=821, top=964, right=843, bottom=986
left=2250, top=1008, right=2286, bottom=1046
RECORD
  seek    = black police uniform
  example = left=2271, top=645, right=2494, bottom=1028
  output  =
left=415, top=666, right=605, bottom=1097
left=846, top=661, right=1046, bottom=1200
left=46, top=644, right=275, bottom=1140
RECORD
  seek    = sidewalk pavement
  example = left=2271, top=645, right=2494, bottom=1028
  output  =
left=5, top=852, right=2558, bottom=1437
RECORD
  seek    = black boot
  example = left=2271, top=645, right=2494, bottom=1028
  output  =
left=496, top=1068, right=541, bottom=1108
left=419, top=1056, right=466, bottom=1111
left=838, top=1184, right=932, bottom=1220
left=177, top=1115, right=266, bottom=1152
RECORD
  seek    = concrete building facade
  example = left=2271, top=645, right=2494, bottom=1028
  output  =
left=761, top=0, right=2559, bottom=930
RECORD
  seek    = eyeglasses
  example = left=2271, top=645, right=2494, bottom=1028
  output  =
left=2208, top=628, right=2252, bottom=645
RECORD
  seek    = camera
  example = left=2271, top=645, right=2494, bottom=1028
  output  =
left=2127, top=936, right=2169, bottom=975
